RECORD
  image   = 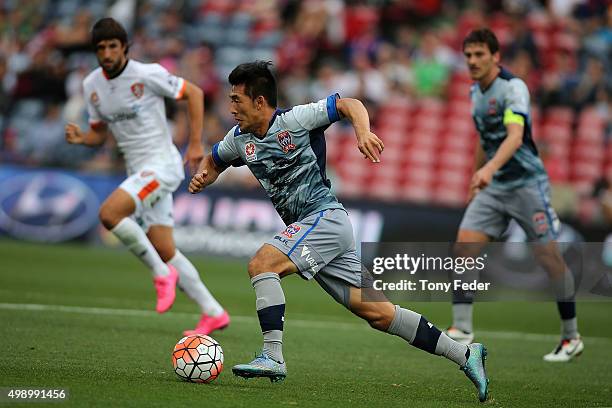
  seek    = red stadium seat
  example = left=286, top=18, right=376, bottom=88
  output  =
left=401, top=181, right=433, bottom=203
left=576, top=127, right=605, bottom=143
left=438, top=150, right=473, bottom=170
left=572, top=143, right=604, bottom=161
left=544, top=107, right=574, bottom=125
left=541, top=123, right=572, bottom=142
left=432, top=185, right=468, bottom=206
left=404, top=164, right=436, bottom=184
left=578, top=107, right=606, bottom=128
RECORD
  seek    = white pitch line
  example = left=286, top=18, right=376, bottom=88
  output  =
left=0, top=302, right=610, bottom=345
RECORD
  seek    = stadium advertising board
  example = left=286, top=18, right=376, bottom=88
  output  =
left=0, top=165, right=383, bottom=256
left=0, top=166, right=102, bottom=242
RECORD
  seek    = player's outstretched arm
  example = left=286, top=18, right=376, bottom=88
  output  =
left=178, top=80, right=205, bottom=175
left=65, top=122, right=109, bottom=146
left=188, top=154, right=225, bottom=194
left=336, top=98, right=384, bottom=163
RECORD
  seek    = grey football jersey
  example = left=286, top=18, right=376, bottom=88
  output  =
left=471, top=67, right=548, bottom=189
left=213, top=94, right=345, bottom=225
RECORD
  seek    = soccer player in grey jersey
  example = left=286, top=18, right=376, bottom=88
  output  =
left=189, top=61, right=489, bottom=402
left=445, top=29, right=583, bottom=362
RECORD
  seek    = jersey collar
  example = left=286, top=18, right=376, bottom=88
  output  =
left=478, top=65, right=502, bottom=93
left=102, top=59, right=130, bottom=80
left=234, top=108, right=291, bottom=139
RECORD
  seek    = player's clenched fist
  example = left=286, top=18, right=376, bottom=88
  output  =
left=65, top=122, right=85, bottom=144
left=189, top=170, right=209, bottom=194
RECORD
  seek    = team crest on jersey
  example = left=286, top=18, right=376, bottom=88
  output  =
left=533, top=212, right=548, bottom=235
left=131, top=83, right=144, bottom=99
left=90, top=92, right=99, bottom=104
left=488, top=98, right=497, bottom=115
left=276, top=130, right=296, bottom=153
left=282, top=224, right=301, bottom=238
left=245, top=142, right=257, bottom=162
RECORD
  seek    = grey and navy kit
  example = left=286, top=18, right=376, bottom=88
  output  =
left=461, top=68, right=559, bottom=242
left=212, top=94, right=364, bottom=304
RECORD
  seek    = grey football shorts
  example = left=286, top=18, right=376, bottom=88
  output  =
left=266, top=209, right=371, bottom=307
left=460, top=179, right=560, bottom=242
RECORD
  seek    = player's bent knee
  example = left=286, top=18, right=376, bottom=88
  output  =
left=247, top=257, right=260, bottom=277
left=247, top=244, right=297, bottom=278
left=352, top=304, right=394, bottom=331
left=247, top=256, right=273, bottom=277
left=99, top=205, right=121, bottom=230
left=366, top=310, right=393, bottom=331
left=534, top=247, right=566, bottom=278
left=154, top=245, right=175, bottom=263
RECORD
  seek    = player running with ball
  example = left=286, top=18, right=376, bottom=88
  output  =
left=189, top=61, right=490, bottom=402
left=65, top=18, right=229, bottom=336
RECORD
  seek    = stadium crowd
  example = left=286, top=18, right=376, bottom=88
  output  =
left=0, top=0, right=610, bottom=224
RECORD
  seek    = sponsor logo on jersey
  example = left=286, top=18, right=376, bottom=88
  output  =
left=533, top=212, right=548, bottom=235
left=167, top=74, right=178, bottom=89
left=105, top=111, right=138, bottom=123
left=300, top=245, right=320, bottom=273
left=90, top=92, right=99, bottom=104
left=131, top=83, right=144, bottom=99
left=245, top=142, right=257, bottom=162
left=140, top=170, right=155, bottom=178
left=274, top=235, right=289, bottom=246
left=276, top=130, right=296, bottom=153
left=281, top=224, right=301, bottom=238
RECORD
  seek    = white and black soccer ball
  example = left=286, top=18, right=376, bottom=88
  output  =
left=172, top=334, right=224, bottom=383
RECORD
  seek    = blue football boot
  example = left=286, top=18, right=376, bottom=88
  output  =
left=460, top=343, right=489, bottom=402
left=232, top=353, right=287, bottom=383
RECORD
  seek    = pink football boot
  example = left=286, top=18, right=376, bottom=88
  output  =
left=183, top=311, right=231, bottom=336
left=153, top=265, right=179, bottom=313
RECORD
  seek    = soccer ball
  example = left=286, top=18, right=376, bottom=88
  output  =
left=172, top=334, right=224, bottom=383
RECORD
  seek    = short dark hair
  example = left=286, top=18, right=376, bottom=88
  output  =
left=91, top=18, right=128, bottom=54
left=228, top=61, right=277, bottom=107
left=463, top=28, right=499, bottom=54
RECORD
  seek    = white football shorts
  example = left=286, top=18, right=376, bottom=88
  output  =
left=119, top=164, right=184, bottom=231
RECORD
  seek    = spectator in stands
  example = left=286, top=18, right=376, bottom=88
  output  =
left=52, top=9, right=93, bottom=53
left=509, top=49, right=540, bottom=93
left=594, top=176, right=612, bottom=266
left=0, top=55, right=8, bottom=126
left=505, top=11, right=540, bottom=69
left=18, top=102, right=64, bottom=165
left=539, top=48, right=576, bottom=108
left=352, top=50, right=388, bottom=107
left=411, top=30, right=453, bottom=98
left=13, top=46, right=67, bottom=102
left=0, top=0, right=609, bottom=224
left=377, top=42, right=414, bottom=97
left=571, top=57, right=607, bottom=110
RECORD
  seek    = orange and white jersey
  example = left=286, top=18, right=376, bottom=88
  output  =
left=83, top=60, right=186, bottom=176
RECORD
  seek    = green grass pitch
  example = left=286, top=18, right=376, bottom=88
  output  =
left=0, top=239, right=611, bottom=407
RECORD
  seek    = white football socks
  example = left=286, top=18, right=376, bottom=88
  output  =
left=168, top=250, right=224, bottom=317
left=452, top=303, right=474, bottom=333
left=110, top=218, right=168, bottom=278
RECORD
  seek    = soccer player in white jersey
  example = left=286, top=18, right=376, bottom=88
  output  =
left=65, top=18, right=229, bottom=336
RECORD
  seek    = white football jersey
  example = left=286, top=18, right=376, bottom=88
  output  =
left=83, top=60, right=185, bottom=175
